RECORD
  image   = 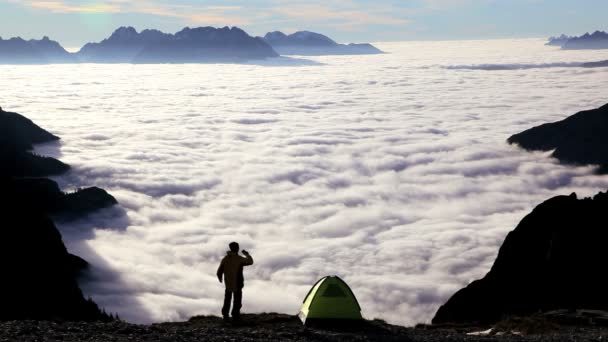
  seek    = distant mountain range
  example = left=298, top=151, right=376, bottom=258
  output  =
left=261, top=31, right=383, bottom=56
left=0, top=36, right=74, bottom=64
left=545, top=34, right=572, bottom=47
left=547, top=31, right=608, bottom=49
left=0, top=27, right=383, bottom=64
left=77, top=26, right=278, bottom=63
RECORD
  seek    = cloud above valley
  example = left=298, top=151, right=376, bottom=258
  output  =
left=2, top=40, right=608, bottom=326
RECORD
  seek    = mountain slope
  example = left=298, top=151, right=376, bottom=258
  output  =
left=0, top=36, right=73, bottom=64
left=508, top=103, right=608, bottom=173
left=262, top=31, right=383, bottom=56
left=433, top=191, right=608, bottom=324
left=0, top=108, right=116, bottom=321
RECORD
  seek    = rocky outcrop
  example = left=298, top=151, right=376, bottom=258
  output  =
left=10, top=178, right=117, bottom=216
left=0, top=109, right=69, bottom=177
left=433, top=191, right=608, bottom=324
left=262, top=31, right=383, bottom=56
left=0, top=108, right=59, bottom=148
left=0, top=107, right=115, bottom=321
left=77, top=26, right=278, bottom=63
left=0, top=36, right=73, bottom=64
left=0, top=313, right=411, bottom=341
left=507, top=103, right=608, bottom=173
left=0, top=313, right=607, bottom=341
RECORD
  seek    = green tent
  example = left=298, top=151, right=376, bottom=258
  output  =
left=298, top=276, right=363, bottom=325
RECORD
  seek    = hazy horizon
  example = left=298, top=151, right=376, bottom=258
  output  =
left=3, top=28, right=606, bottom=55
left=1, top=0, right=607, bottom=48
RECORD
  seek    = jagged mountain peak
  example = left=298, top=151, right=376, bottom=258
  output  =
left=264, top=31, right=287, bottom=40
left=108, top=26, right=140, bottom=41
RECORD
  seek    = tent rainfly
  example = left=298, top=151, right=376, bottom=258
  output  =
left=298, top=276, right=363, bottom=325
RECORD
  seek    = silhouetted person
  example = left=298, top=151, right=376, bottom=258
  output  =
left=217, top=242, right=253, bottom=321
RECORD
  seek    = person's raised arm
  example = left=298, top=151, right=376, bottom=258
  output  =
left=216, top=260, right=224, bottom=283
left=241, top=250, right=254, bottom=266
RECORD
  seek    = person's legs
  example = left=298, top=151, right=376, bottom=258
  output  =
left=222, top=289, right=232, bottom=319
left=231, top=289, right=242, bottom=319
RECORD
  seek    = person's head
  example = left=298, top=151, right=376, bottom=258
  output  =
left=229, top=242, right=239, bottom=253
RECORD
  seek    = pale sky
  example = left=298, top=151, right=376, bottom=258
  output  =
left=1, top=0, right=607, bottom=48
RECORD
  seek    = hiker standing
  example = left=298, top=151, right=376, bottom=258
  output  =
left=216, top=242, right=254, bottom=320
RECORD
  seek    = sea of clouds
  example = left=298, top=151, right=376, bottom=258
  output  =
left=1, top=38, right=608, bottom=326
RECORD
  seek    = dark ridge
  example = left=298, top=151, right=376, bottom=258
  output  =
left=0, top=177, right=112, bottom=321
left=10, top=178, right=117, bottom=216
left=545, top=34, right=572, bottom=47
left=0, top=109, right=69, bottom=177
left=262, top=30, right=383, bottom=56
left=0, top=27, right=384, bottom=63
left=0, top=26, right=279, bottom=64
left=507, top=103, right=608, bottom=173
left=0, top=109, right=59, bottom=149
left=433, top=191, right=608, bottom=324
left=0, top=107, right=116, bottom=321
left=263, top=31, right=338, bottom=47
left=77, top=26, right=278, bottom=63
left=0, top=36, right=73, bottom=64
left=62, top=187, right=118, bottom=216
left=562, top=31, right=608, bottom=50
left=0, top=151, right=70, bottom=177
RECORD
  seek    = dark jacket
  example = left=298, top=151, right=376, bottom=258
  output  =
left=217, top=251, right=253, bottom=291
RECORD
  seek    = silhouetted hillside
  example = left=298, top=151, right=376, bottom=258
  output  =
left=0, top=178, right=111, bottom=321
left=0, top=107, right=116, bottom=321
left=262, top=31, right=383, bottom=56
left=77, top=26, right=278, bottom=63
left=0, top=36, right=73, bottom=64
left=0, top=109, right=69, bottom=177
left=433, top=191, right=608, bottom=324
left=507, top=103, right=608, bottom=173
left=11, top=178, right=117, bottom=216
left=0, top=108, right=59, bottom=148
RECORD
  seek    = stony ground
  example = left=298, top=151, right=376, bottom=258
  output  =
left=0, top=313, right=606, bottom=342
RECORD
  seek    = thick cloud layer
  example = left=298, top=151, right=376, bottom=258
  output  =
left=1, top=39, right=608, bottom=326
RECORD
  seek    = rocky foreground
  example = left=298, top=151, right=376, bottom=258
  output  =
left=0, top=313, right=606, bottom=342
